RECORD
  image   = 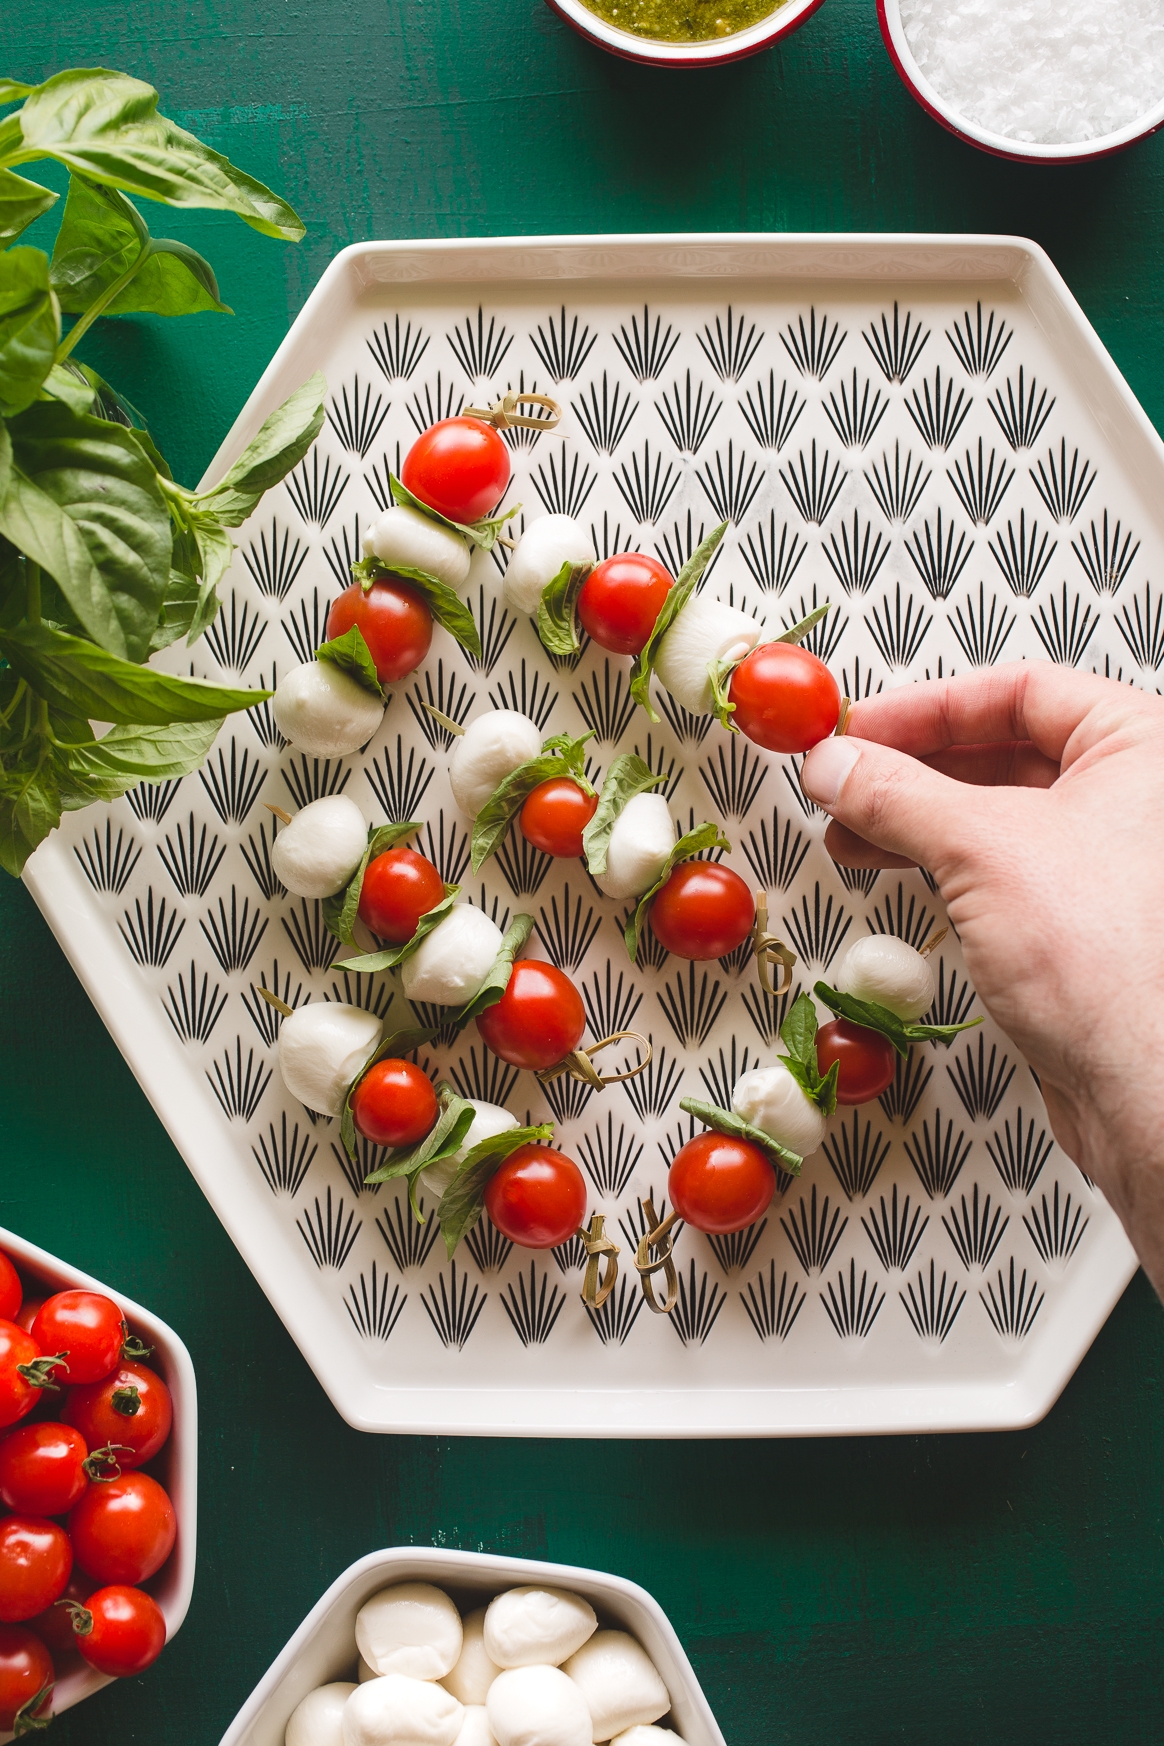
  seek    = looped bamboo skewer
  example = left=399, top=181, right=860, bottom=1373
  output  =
left=835, top=695, right=852, bottom=736
left=462, top=391, right=563, bottom=432
left=751, top=893, right=796, bottom=999
left=634, top=1198, right=680, bottom=1315
left=536, top=1031, right=653, bottom=1091
left=578, top=1213, right=620, bottom=1311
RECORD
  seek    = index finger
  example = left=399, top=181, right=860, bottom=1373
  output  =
left=846, top=663, right=1119, bottom=761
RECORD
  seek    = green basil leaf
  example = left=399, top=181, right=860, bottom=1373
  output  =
left=6, top=70, right=304, bottom=240
left=50, top=175, right=229, bottom=318
left=56, top=716, right=224, bottom=802
left=194, top=373, right=325, bottom=525
left=813, top=980, right=983, bottom=1057
left=338, top=1023, right=437, bottom=1161
left=316, top=623, right=382, bottom=698
left=536, top=559, right=591, bottom=656
left=470, top=732, right=593, bottom=873
left=39, top=362, right=97, bottom=416
left=2, top=401, right=170, bottom=660
left=778, top=601, right=832, bottom=645
left=335, top=884, right=458, bottom=966
left=779, top=990, right=819, bottom=1075
left=387, top=470, right=518, bottom=553
left=624, top=820, right=730, bottom=964
left=581, top=752, right=667, bottom=877
left=149, top=566, right=201, bottom=654
left=679, top=1096, right=802, bottom=1177
left=362, top=1083, right=476, bottom=1181
left=0, top=83, right=37, bottom=106
left=707, top=654, right=737, bottom=733
left=0, top=246, right=58, bottom=416
left=353, top=556, right=482, bottom=663
left=320, top=817, right=424, bottom=947
left=0, top=766, right=61, bottom=876
left=630, top=520, right=728, bottom=723
left=0, top=620, right=268, bottom=724
left=437, top=1123, right=555, bottom=1257
left=0, top=167, right=56, bottom=246
left=454, top=913, right=534, bottom=1026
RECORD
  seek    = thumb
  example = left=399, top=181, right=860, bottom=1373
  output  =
left=801, top=734, right=992, bottom=870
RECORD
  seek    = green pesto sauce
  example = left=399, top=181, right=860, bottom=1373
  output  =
left=581, top=0, right=784, bottom=41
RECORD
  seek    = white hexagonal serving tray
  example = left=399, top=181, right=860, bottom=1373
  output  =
left=25, top=234, right=1148, bottom=1437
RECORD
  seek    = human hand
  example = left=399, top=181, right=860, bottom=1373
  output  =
left=801, top=663, right=1164, bottom=1296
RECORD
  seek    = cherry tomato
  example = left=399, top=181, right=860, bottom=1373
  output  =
left=27, top=1573, right=90, bottom=1658
left=358, top=847, right=445, bottom=944
left=31, top=1293, right=122, bottom=1386
left=670, top=1132, right=776, bottom=1234
left=649, top=862, right=754, bottom=961
left=0, top=1626, right=53, bottom=1731
left=11, top=1302, right=41, bottom=1337
left=69, top=1473, right=176, bottom=1586
left=475, top=960, right=585, bottom=1071
left=519, top=778, right=598, bottom=859
left=326, top=576, right=432, bottom=684
left=0, top=1259, right=19, bottom=1327
left=401, top=416, right=510, bottom=524
left=350, top=1061, right=438, bottom=1149
left=69, top=1586, right=166, bottom=1678
left=484, top=1146, right=588, bottom=1250
left=815, top=1019, right=898, bottom=1105
left=0, top=1424, right=88, bottom=1516
left=728, top=641, right=841, bottom=753
left=0, top=1517, right=72, bottom=1622
left=64, top=1361, right=172, bottom=1471
left=0, top=1324, right=62, bottom=1432
left=576, top=553, right=673, bottom=656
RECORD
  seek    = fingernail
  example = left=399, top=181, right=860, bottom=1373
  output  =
left=802, top=736, right=860, bottom=808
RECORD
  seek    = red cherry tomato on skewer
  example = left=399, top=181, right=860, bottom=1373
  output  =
left=69, top=1585, right=167, bottom=1678
left=350, top=1061, right=438, bottom=1150
left=0, top=1259, right=20, bottom=1326
left=358, top=847, right=446, bottom=943
left=816, top=1019, right=897, bottom=1105
left=0, top=1423, right=89, bottom=1516
left=670, top=1132, right=776, bottom=1235
left=64, top=1360, right=173, bottom=1470
left=728, top=641, right=841, bottom=753
left=519, top=778, right=598, bottom=859
left=70, top=1472, right=176, bottom=1587
left=0, top=1626, right=53, bottom=1731
left=0, top=1517, right=73, bottom=1622
left=485, top=1146, right=588, bottom=1250
left=401, top=416, right=510, bottom=525
left=327, top=577, right=433, bottom=684
left=649, top=863, right=754, bottom=962
left=475, top=961, right=586, bottom=1072
left=576, top=553, right=673, bottom=656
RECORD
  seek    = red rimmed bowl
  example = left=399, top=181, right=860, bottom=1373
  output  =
left=0, top=1225, right=197, bottom=1740
left=545, top=0, right=826, bottom=68
left=877, top=0, right=1164, bottom=162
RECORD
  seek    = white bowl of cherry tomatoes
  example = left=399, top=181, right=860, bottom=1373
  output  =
left=0, top=1228, right=195, bottom=1739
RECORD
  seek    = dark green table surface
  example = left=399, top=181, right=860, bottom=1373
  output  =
left=3, top=4, right=1163, bottom=1741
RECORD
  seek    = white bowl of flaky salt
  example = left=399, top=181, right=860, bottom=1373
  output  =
left=878, top=0, right=1164, bottom=162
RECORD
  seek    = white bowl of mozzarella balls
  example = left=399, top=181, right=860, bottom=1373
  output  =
left=219, top=1549, right=724, bottom=1746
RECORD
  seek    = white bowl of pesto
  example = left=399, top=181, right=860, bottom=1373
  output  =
left=544, top=0, right=827, bottom=68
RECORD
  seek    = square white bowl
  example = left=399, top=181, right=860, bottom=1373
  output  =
left=0, top=1224, right=198, bottom=1739
left=218, top=1546, right=726, bottom=1746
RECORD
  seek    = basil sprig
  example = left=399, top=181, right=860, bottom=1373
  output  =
left=814, top=979, right=982, bottom=1057
left=470, top=732, right=594, bottom=873
left=779, top=991, right=839, bottom=1117
left=629, top=520, right=728, bottom=723
left=581, top=753, right=667, bottom=877
left=454, top=913, right=534, bottom=1026
left=679, top=1096, right=803, bottom=1178
left=350, top=555, right=482, bottom=662
left=536, top=559, right=592, bottom=656
left=339, top=1023, right=438, bottom=1164
left=316, top=624, right=382, bottom=699
left=336, top=887, right=459, bottom=971
left=361, top=1083, right=476, bottom=1201
left=437, top=1123, right=555, bottom=1256
left=389, top=472, right=519, bottom=554
left=624, top=820, right=731, bottom=963
left=321, top=819, right=421, bottom=948
left=706, top=602, right=835, bottom=733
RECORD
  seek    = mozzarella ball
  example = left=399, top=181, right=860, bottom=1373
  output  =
left=562, top=1632, right=669, bottom=1743
left=277, top=1002, right=383, bottom=1117
left=592, top=793, right=674, bottom=901
left=834, top=933, right=935, bottom=1022
left=342, top=1676, right=463, bottom=1746
left=421, top=1105, right=520, bottom=1202
left=364, top=504, right=472, bottom=591
left=731, top=1063, right=827, bottom=1159
left=484, top=1588, right=597, bottom=1670
left=270, top=795, right=368, bottom=899
left=485, top=1666, right=592, bottom=1746
left=273, top=660, right=385, bottom=758
left=449, top=712, right=543, bottom=818
left=610, top=1729, right=687, bottom=1746
left=453, top=1708, right=497, bottom=1746
left=356, top=1583, right=463, bottom=1680
left=504, top=515, right=592, bottom=615
left=400, top=906, right=504, bottom=1008
left=286, top=1683, right=357, bottom=1746
left=653, top=596, right=762, bottom=716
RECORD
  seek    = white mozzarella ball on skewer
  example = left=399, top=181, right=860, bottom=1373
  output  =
left=592, top=794, right=675, bottom=902
left=449, top=712, right=543, bottom=818
left=652, top=596, right=762, bottom=716
left=834, top=934, right=935, bottom=1021
left=273, top=660, right=384, bottom=758
left=503, top=515, right=592, bottom=614
left=342, top=1676, right=463, bottom=1746
left=286, top=1682, right=356, bottom=1746
left=356, top=1583, right=463, bottom=1680
left=363, top=506, right=472, bottom=590
left=562, top=1631, right=669, bottom=1742
left=485, top=1666, right=592, bottom=1746
left=731, top=1063, right=827, bottom=1159
left=270, top=795, right=368, bottom=899
left=452, top=1708, right=497, bottom=1746
left=420, top=1106, right=519, bottom=1203
left=400, top=906, right=504, bottom=1008
left=277, top=1004, right=383, bottom=1117
left=483, top=1587, right=597, bottom=1669
left=610, top=1729, right=688, bottom=1745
